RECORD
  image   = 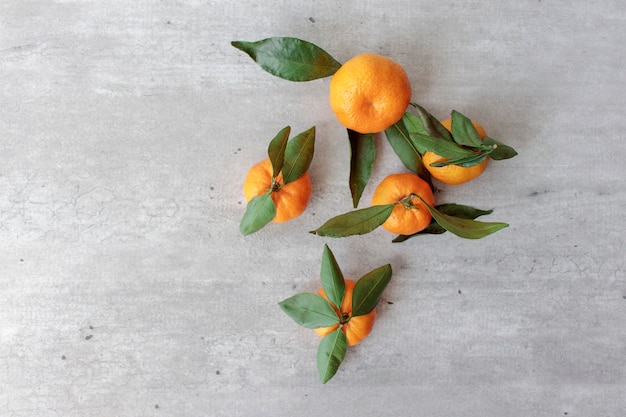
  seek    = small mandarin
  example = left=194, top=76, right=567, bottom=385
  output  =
left=423, top=119, right=489, bottom=185
left=329, top=53, right=412, bottom=134
left=371, top=173, right=435, bottom=235
left=243, top=158, right=312, bottom=223
left=314, top=279, right=376, bottom=346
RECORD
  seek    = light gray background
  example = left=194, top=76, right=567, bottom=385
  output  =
left=1, top=1, right=625, bottom=416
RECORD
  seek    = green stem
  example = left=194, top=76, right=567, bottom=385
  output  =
left=398, top=193, right=419, bottom=209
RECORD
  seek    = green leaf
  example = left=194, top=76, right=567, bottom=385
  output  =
left=348, top=129, right=376, bottom=208
left=410, top=103, right=454, bottom=142
left=317, top=327, right=347, bottom=384
left=419, top=197, right=509, bottom=239
left=385, top=119, right=431, bottom=186
left=410, top=132, right=476, bottom=159
left=310, top=204, right=394, bottom=238
left=282, top=126, right=316, bottom=184
left=392, top=222, right=447, bottom=241
left=352, top=264, right=392, bottom=317
left=434, top=203, right=494, bottom=219
left=402, top=112, right=429, bottom=137
left=278, top=293, right=340, bottom=329
left=232, top=37, right=342, bottom=81
left=428, top=151, right=490, bottom=168
left=450, top=110, right=484, bottom=148
left=320, top=244, right=345, bottom=311
left=240, top=193, right=276, bottom=235
left=267, top=126, right=291, bottom=178
left=484, top=136, right=518, bottom=160
left=392, top=204, right=494, bottom=242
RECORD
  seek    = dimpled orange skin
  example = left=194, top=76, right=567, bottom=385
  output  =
left=371, top=173, right=435, bottom=235
left=329, top=53, right=412, bottom=134
left=243, top=158, right=312, bottom=223
left=422, top=118, right=489, bottom=185
left=314, top=279, right=376, bottom=347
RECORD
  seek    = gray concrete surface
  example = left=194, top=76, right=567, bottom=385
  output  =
left=1, top=1, right=625, bottom=416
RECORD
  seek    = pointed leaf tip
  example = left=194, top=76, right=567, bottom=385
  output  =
left=282, top=126, right=316, bottom=184
left=317, top=328, right=347, bottom=384
left=311, top=204, right=394, bottom=238
left=320, top=245, right=345, bottom=311
left=348, top=129, right=375, bottom=208
left=267, top=126, right=291, bottom=178
left=352, top=264, right=392, bottom=316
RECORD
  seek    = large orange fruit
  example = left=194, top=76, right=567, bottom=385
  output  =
left=422, top=118, right=489, bottom=185
left=371, top=173, right=435, bottom=235
left=243, top=158, right=312, bottom=223
left=329, top=53, right=412, bottom=134
left=314, top=279, right=376, bottom=346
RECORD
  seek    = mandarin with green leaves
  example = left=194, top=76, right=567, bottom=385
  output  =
left=422, top=118, right=489, bottom=185
left=371, top=173, right=435, bottom=235
left=243, top=158, right=312, bottom=223
left=314, top=279, right=376, bottom=346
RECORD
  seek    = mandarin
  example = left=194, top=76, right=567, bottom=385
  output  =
left=243, top=158, right=312, bottom=223
left=371, top=173, right=435, bottom=235
left=329, top=53, right=412, bottom=134
left=314, top=279, right=376, bottom=346
left=422, top=118, right=489, bottom=185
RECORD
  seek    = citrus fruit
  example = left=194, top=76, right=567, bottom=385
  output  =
left=243, top=158, right=312, bottom=223
left=329, top=53, right=412, bottom=134
left=371, top=173, right=435, bottom=235
left=422, top=118, right=489, bottom=185
left=314, top=279, right=376, bottom=346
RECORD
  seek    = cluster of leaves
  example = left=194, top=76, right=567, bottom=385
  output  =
left=240, top=125, right=315, bottom=235
left=279, top=245, right=392, bottom=383
left=404, top=104, right=517, bottom=168
left=311, top=200, right=508, bottom=241
left=311, top=105, right=519, bottom=241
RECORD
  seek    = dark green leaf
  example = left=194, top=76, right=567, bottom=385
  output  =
left=267, top=126, right=291, bottom=178
left=282, top=126, right=316, bottom=184
left=240, top=193, right=276, bottom=235
left=410, top=103, right=454, bottom=142
left=435, top=203, right=494, bottom=219
left=392, top=222, right=446, bottom=241
left=317, top=327, right=347, bottom=384
left=484, top=136, right=518, bottom=160
left=278, top=293, right=339, bottom=329
left=450, top=110, right=484, bottom=148
left=348, top=129, right=376, bottom=208
left=420, top=198, right=509, bottom=239
left=385, top=121, right=419, bottom=173
left=385, top=119, right=432, bottom=186
left=428, top=151, right=490, bottom=168
left=320, top=244, right=345, bottom=311
left=310, top=204, right=394, bottom=237
left=410, top=132, right=476, bottom=159
left=352, top=264, right=392, bottom=317
left=232, top=37, right=342, bottom=81
left=392, top=204, right=494, bottom=242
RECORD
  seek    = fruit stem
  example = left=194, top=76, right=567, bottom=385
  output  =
left=399, top=193, right=419, bottom=209
left=270, top=179, right=282, bottom=192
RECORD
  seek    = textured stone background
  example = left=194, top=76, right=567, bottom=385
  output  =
left=1, top=1, right=624, bottom=416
